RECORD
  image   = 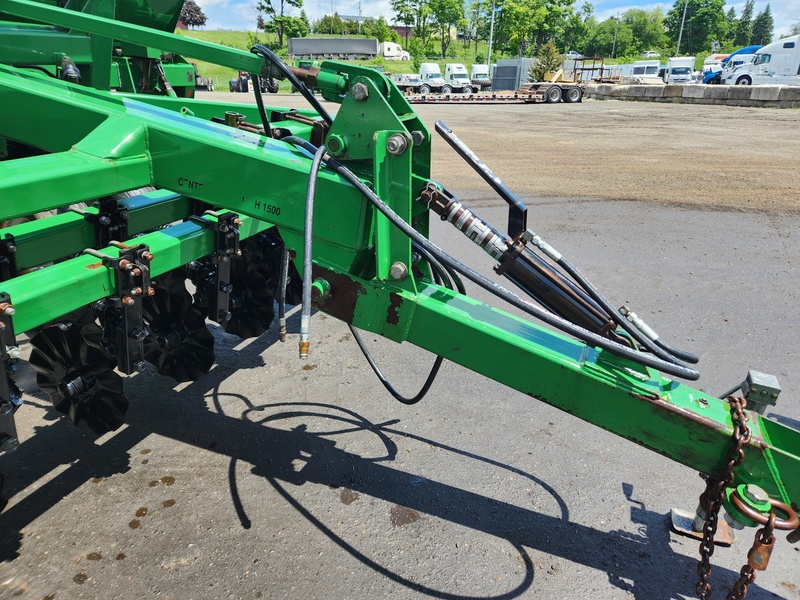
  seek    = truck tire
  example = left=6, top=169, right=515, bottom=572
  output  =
left=462, top=85, right=473, bottom=94
left=419, top=84, right=431, bottom=95
left=545, top=85, right=562, bottom=103
left=735, top=75, right=752, bottom=85
left=563, top=87, right=582, bottom=103
left=441, top=84, right=452, bottom=94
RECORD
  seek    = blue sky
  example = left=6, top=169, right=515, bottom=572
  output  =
left=196, top=0, right=799, bottom=40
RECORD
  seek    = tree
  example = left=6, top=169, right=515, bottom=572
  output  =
left=585, top=16, right=632, bottom=57
left=257, top=0, right=303, bottom=47
left=750, top=5, right=773, bottom=46
left=362, top=16, right=393, bottom=42
left=622, top=7, right=665, bottom=54
left=734, top=0, right=753, bottom=45
left=792, top=20, right=800, bottom=36
left=664, top=0, right=726, bottom=55
left=180, top=0, right=207, bottom=30
left=562, top=2, right=595, bottom=54
left=390, top=0, right=416, bottom=48
left=430, top=0, right=465, bottom=57
left=529, top=39, right=561, bottom=80
left=723, top=7, right=736, bottom=43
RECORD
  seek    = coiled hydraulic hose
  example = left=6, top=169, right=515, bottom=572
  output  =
left=282, top=136, right=700, bottom=381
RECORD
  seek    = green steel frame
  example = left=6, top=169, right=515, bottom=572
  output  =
left=0, top=0, right=798, bottom=527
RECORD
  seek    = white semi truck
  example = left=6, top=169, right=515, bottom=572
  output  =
left=723, top=35, right=800, bottom=86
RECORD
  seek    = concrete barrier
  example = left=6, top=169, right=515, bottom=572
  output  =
left=584, top=83, right=800, bottom=108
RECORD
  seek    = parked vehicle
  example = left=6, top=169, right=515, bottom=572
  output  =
left=703, top=47, right=760, bottom=84
left=664, top=57, right=696, bottom=84
left=418, top=63, right=473, bottom=93
left=628, top=60, right=663, bottom=84
left=470, top=64, right=493, bottom=90
left=442, top=63, right=475, bottom=93
left=641, top=51, right=661, bottom=58
left=229, top=71, right=278, bottom=94
left=722, top=36, right=799, bottom=86
left=288, top=37, right=379, bottom=59
left=379, top=41, right=409, bottom=61
left=192, top=63, right=214, bottom=91
left=566, top=51, right=582, bottom=59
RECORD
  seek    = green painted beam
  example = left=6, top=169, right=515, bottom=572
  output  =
left=0, top=0, right=267, bottom=74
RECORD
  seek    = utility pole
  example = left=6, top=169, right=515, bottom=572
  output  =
left=676, top=0, right=689, bottom=54
left=611, top=14, right=619, bottom=59
left=486, top=0, right=496, bottom=66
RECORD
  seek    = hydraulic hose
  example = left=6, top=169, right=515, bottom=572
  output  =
left=348, top=242, right=450, bottom=405
left=251, top=76, right=272, bottom=138
left=250, top=45, right=334, bottom=127
left=282, top=137, right=700, bottom=381
left=435, top=120, right=698, bottom=365
left=299, top=144, right=327, bottom=358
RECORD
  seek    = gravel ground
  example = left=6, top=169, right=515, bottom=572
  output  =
left=1, top=93, right=799, bottom=600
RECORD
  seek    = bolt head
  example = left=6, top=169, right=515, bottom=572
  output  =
left=351, top=82, right=369, bottom=101
left=389, top=261, right=408, bottom=280
left=743, top=484, right=770, bottom=505
left=386, top=134, right=408, bottom=156
left=411, top=130, right=426, bottom=146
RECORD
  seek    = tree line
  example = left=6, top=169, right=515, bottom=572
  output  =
left=180, top=0, right=794, bottom=60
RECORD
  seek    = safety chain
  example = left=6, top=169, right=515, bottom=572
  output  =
left=696, top=396, right=751, bottom=600
left=726, top=514, right=776, bottom=600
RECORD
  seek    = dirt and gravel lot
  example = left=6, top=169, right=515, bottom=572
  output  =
left=2, top=94, right=799, bottom=600
left=210, top=92, right=800, bottom=213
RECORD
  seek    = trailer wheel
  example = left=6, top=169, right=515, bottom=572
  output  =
left=563, top=86, right=582, bottom=103
left=545, top=85, right=562, bottom=103
left=419, top=84, right=431, bottom=95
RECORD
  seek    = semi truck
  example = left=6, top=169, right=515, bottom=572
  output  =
left=288, top=37, right=379, bottom=59
left=723, top=35, right=800, bottom=86
left=470, top=64, right=493, bottom=90
left=379, top=41, right=409, bottom=60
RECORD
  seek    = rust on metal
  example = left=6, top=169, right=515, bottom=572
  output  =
left=310, top=265, right=365, bottom=324
left=386, top=292, right=403, bottom=326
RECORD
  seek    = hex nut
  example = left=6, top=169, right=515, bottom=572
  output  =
left=386, top=134, right=408, bottom=156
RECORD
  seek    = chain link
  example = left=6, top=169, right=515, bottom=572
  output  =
left=696, top=396, right=751, bottom=600
left=726, top=515, right=776, bottom=600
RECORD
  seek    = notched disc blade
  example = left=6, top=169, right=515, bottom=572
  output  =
left=29, top=323, right=127, bottom=434
left=142, top=286, right=215, bottom=383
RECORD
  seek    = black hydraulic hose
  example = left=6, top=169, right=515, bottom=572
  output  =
left=251, top=76, right=272, bottom=138
left=349, top=242, right=449, bottom=405
left=653, top=338, right=700, bottom=364
left=250, top=45, right=333, bottom=127
left=554, top=253, right=698, bottom=365
left=281, top=137, right=700, bottom=380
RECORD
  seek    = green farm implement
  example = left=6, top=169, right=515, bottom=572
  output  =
left=0, top=0, right=798, bottom=597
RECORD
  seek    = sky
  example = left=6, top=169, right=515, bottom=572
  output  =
left=195, top=0, right=799, bottom=41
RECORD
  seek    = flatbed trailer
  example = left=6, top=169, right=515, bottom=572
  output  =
left=406, top=85, right=583, bottom=104
left=521, top=82, right=584, bottom=103
left=406, top=91, right=546, bottom=104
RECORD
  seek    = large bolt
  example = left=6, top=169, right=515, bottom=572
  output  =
left=351, top=82, right=369, bottom=101
left=134, top=360, right=147, bottom=374
left=743, top=484, right=770, bottom=505
left=389, top=261, right=408, bottom=280
left=386, top=134, right=408, bottom=156
left=411, top=130, right=426, bottom=146
left=0, top=303, right=15, bottom=316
